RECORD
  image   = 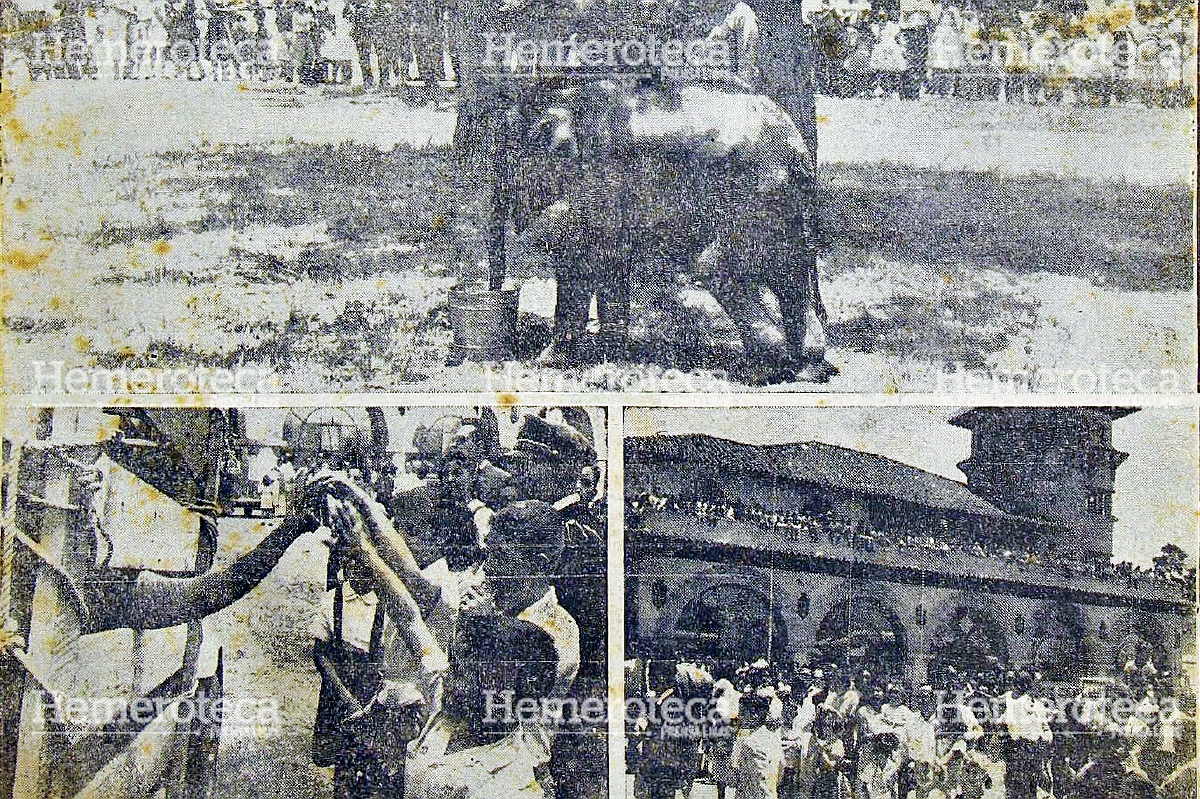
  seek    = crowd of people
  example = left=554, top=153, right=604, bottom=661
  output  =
left=627, top=657, right=1196, bottom=799
left=276, top=408, right=607, bottom=799
left=3, top=0, right=1192, bottom=108
left=1, top=0, right=453, bottom=88
left=627, top=490, right=1197, bottom=601
left=806, top=0, right=1194, bottom=106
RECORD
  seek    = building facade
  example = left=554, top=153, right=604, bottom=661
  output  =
left=625, top=408, right=1196, bottom=691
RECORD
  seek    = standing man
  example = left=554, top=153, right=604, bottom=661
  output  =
left=732, top=691, right=786, bottom=799
left=708, top=0, right=819, bottom=163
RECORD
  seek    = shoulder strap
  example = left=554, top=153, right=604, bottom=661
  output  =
left=369, top=601, right=385, bottom=658
left=333, top=581, right=344, bottom=645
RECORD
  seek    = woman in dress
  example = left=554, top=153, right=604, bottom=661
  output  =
left=868, top=9, right=907, bottom=97
left=317, top=0, right=359, bottom=82
left=840, top=20, right=875, bottom=97
left=927, top=2, right=964, bottom=95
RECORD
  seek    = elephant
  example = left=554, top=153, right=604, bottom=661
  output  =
left=506, top=75, right=836, bottom=384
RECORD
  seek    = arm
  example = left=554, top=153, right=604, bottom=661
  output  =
left=88, top=511, right=315, bottom=632
left=313, top=642, right=366, bottom=716
left=818, top=740, right=843, bottom=769
left=320, top=475, right=443, bottom=611
left=354, top=532, right=448, bottom=674
left=330, top=497, right=448, bottom=674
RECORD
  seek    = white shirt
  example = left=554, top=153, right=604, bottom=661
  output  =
left=516, top=585, right=581, bottom=700
left=732, top=725, right=784, bottom=799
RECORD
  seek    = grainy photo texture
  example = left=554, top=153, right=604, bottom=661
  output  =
left=0, top=405, right=609, bottom=799
left=624, top=406, right=1197, bottom=799
left=1, top=0, right=1194, bottom=392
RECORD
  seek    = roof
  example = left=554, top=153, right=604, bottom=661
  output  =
left=949, top=407, right=1137, bottom=429
left=626, top=433, right=1017, bottom=520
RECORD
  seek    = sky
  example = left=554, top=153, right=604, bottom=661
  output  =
left=626, top=406, right=1198, bottom=567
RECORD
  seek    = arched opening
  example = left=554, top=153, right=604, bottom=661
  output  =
left=1113, top=612, right=1169, bottom=675
left=928, top=605, right=1009, bottom=684
left=668, top=582, right=788, bottom=670
left=813, top=596, right=908, bottom=682
left=1031, top=602, right=1089, bottom=681
left=283, top=407, right=389, bottom=473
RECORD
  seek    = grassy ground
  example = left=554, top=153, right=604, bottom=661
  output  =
left=1, top=81, right=1194, bottom=392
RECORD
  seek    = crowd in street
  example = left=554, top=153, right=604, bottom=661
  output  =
left=627, top=490, right=1197, bottom=601
left=3, top=0, right=1192, bottom=108
left=626, top=658, right=1196, bottom=799
left=2, top=0, right=451, bottom=88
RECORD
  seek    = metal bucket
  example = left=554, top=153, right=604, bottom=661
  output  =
left=448, top=287, right=518, bottom=363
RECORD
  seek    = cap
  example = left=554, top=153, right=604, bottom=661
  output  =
left=513, top=414, right=595, bottom=462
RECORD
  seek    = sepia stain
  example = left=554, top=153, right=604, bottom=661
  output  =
left=152, top=239, right=173, bottom=257
left=1, top=247, right=51, bottom=272
left=496, top=392, right=519, bottom=411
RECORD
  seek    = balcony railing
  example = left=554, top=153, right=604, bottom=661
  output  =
left=627, top=494, right=1195, bottom=606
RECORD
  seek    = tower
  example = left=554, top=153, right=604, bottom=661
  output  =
left=950, top=407, right=1136, bottom=560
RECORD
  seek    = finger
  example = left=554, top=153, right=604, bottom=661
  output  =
left=328, top=498, right=357, bottom=534
left=325, top=495, right=343, bottom=522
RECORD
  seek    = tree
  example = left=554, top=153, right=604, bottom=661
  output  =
left=1153, top=543, right=1189, bottom=578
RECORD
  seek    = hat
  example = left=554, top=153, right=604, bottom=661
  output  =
left=490, top=500, right=565, bottom=562
left=514, top=414, right=595, bottom=462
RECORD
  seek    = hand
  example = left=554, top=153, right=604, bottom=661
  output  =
left=474, top=460, right=514, bottom=506
left=280, top=469, right=329, bottom=535
left=325, top=496, right=367, bottom=554
left=310, top=472, right=393, bottom=543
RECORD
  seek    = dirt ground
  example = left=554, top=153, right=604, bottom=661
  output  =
left=1, top=80, right=1194, bottom=393
left=205, top=518, right=334, bottom=799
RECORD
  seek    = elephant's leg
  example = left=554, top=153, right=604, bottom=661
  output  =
left=595, top=253, right=630, bottom=362
left=707, top=272, right=792, bottom=383
left=537, top=228, right=595, bottom=367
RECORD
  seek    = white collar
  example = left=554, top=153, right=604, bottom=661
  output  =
left=518, top=586, right=559, bottom=625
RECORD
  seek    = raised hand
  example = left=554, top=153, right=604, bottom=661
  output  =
left=308, top=472, right=392, bottom=540
left=325, top=495, right=368, bottom=555
left=279, top=468, right=333, bottom=537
